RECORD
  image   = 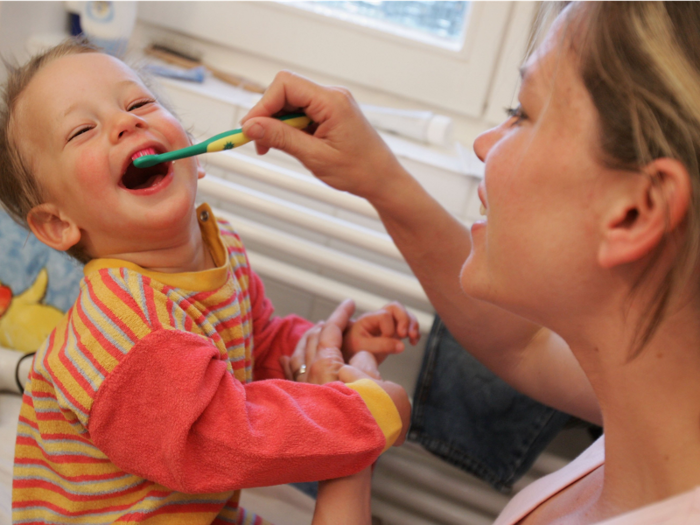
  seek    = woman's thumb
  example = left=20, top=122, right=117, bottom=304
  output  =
left=243, top=117, right=316, bottom=160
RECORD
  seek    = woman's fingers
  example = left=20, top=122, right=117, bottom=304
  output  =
left=326, top=299, right=356, bottom=332
left=242, top=71, right=321, bottom=122
left=279, top=355, right=294, bottom=381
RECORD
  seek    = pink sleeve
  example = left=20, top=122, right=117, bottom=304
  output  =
left=88, top=329, right=384, bottom=494
left=247, top=269, right=314, bottom=380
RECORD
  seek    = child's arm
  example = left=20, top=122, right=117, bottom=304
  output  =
left=342, top=301, right=420, bottom=364
left=86, top=327, right=404, bottom=494
left=246, top=269, right=316, bottom=380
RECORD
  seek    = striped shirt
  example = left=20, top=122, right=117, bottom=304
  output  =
left=13, top=204, right=400, bottom=525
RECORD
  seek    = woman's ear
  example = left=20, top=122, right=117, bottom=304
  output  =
left=598, top=158, right=691, bottom=268
left=26, top=203, right=81, bottom=252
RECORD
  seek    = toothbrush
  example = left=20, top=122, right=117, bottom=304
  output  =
left=133, top=113, right=311, bottom=169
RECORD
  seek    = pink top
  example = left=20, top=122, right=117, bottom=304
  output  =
left=494, top=436, right=700, bottom=525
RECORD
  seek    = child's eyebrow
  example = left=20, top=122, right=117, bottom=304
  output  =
left=117, top=79, right=142, bottom=88
left=61, top=79, right=145, bottom=118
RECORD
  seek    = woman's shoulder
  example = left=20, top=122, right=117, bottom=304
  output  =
left=494, top=437, right=606, bottom=525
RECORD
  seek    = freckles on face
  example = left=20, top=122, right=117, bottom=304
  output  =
left=461, top=25, right=611, bottom=315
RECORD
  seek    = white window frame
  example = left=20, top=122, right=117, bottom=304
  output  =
left=136, top=1, right=533, bottom=119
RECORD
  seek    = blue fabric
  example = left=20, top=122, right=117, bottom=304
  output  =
left=409, top=317, right=571, bottom=492
left=0, top=209, right=83, bottom=313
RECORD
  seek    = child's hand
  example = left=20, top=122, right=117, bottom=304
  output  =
left=342, top=302, right=420, bottom=364
left=347, top=351, right=381, bottom=379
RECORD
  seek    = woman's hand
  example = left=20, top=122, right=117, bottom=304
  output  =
left=241, top=71, right=408, bottom=203
left=281, top=299, right=355, bottom=384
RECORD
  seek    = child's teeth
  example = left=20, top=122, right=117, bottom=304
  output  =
left=479, top=204, right=487, bottom=216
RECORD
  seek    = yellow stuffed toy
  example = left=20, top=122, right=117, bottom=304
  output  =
left=0, top=268, right=64, bottom=353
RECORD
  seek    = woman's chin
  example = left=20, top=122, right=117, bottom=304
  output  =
left=459, top=257, right=487, bottom=298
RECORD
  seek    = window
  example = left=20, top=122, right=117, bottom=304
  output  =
left=136, top=1, right=536, bottom=119
left=290, top=1, right=470, bottom=51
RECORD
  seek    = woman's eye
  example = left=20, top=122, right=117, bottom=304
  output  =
left=128, top=99, right=154, bottom=111
left=505, top=105, right=527, bottom=124
left=68, top=127, right=92, bottom=142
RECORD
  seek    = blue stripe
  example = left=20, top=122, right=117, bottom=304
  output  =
left=81, top=281, right=132, bottom=354
left=63, top=323, right=103, bottom=390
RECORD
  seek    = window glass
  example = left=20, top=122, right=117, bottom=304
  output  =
left=290, top=1, right=470, bottom=49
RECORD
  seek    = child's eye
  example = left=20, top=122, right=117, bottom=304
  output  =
left=505, top=105, right=527, bottom=125
left=128, top=99, right=155, bottom=111
left=68, top=126, right=92, bottom=142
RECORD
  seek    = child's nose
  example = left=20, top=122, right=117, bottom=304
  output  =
left=111, top=111, right=146, bottom=142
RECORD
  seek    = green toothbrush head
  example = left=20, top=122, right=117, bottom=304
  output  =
left=132, top=155, right=162, bottom=169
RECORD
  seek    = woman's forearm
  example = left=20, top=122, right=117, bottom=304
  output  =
left=312, top=468, right=373, bottom=525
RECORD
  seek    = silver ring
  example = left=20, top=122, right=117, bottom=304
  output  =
left=294, top=363, right=307, bottom=379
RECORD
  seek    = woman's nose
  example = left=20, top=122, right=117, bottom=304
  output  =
left=473, top=126, right=502, bottom=163
left=110, top=111, right=146, bottom=142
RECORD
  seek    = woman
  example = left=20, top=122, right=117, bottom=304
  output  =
left=245, top=2, right=700, bottom=524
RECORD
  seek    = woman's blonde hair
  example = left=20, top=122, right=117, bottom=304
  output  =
left=545, top=2, right=700, bottom=353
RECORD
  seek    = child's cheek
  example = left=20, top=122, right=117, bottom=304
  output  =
left=161, top=114, right=192, bottom=149
left=73, top=150, right=112, bottom=192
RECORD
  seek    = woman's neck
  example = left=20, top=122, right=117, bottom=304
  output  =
left=570, top=302, right=700, bottom=519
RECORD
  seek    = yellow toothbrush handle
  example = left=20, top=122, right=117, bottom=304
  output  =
left=205, top=116, right=311, bottom=153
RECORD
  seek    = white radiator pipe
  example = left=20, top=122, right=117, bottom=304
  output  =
left=246, top=250, right=434, bottom=334
left=203, top=151, right=379, bottom=219
left=198, top=176, right=404, bottom=260
left=373, top=469, right=493, bottom=525
left=213, top=208, right=430, bottom=307
left=377, top=446, right=509, bottom=517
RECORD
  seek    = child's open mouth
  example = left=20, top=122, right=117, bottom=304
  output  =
left=121, top=147, right=171, bottom=190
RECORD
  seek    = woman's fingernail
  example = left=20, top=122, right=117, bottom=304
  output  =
left=245, top=122, right=265, bottom=139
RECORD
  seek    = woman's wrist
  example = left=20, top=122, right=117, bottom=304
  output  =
left=313, top=467, right=373, bottom=525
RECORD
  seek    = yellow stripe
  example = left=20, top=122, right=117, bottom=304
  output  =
left=345, top=379, right=402, bottom=453
left=206, top=132, right=251, bottom=152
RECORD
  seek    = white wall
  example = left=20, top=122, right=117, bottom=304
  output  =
left=0, top=2, right=69, bottom=84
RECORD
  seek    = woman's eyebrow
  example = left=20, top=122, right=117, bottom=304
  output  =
left=519, top=65, right=528, bottom=80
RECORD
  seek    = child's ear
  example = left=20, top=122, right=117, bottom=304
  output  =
left=598, top=158, right=691, bottom=268
left=27, top=203, right=81, bottom=252
left=196, top=158, right=206, bottom=180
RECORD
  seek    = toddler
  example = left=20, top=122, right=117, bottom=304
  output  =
left=0, top=39, right=417, bottom=525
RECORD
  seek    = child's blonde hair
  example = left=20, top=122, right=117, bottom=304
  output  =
left=0, top=37, right=99, bottom=263
left=0, top=37, right=177, bottom=264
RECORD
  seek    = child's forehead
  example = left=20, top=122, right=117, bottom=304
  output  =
left=35, top=52, right=141, bottom=88
left=17, top=52, right=147, bottom=128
